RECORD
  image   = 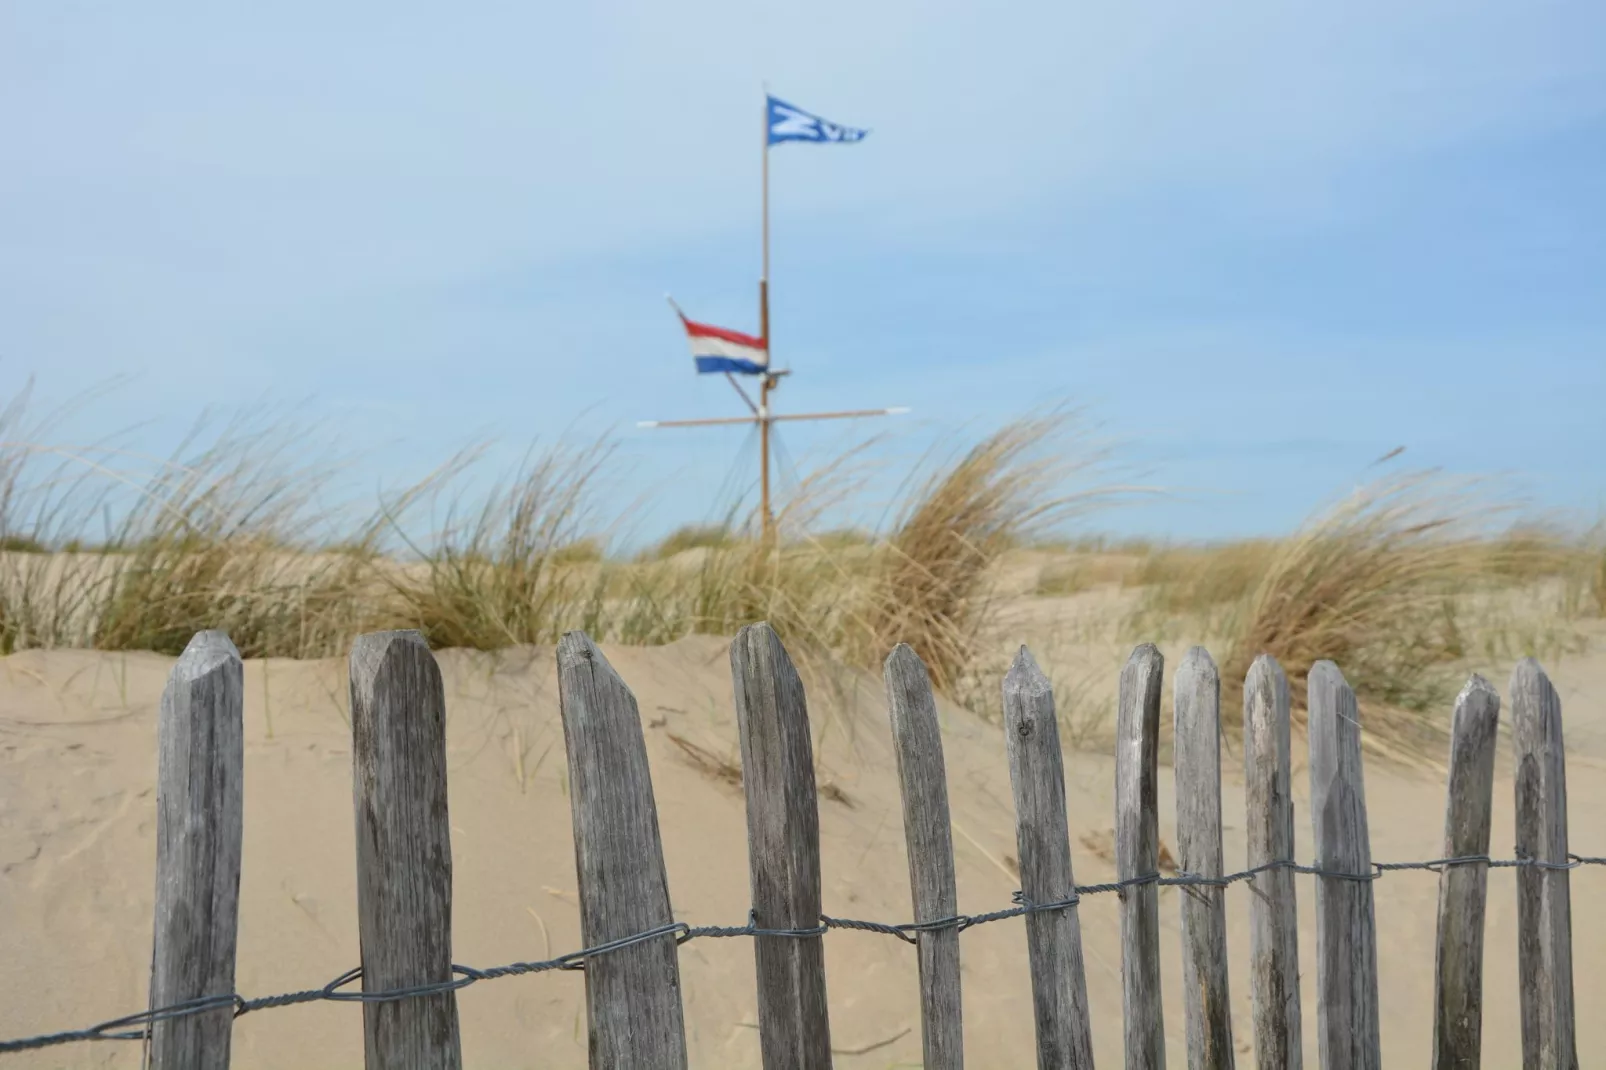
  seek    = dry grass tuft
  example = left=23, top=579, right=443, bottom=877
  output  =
left=1, top=394, right=379, bottom=657
left=603, top=438, right=878, bottom=650
left=91, top=426, right=379, bottom=658
left=1221, top=472, right=1493, bottom=731
left=853, top=412, right=1121, bottom=712
left=381, top=440, right=615, bottom=650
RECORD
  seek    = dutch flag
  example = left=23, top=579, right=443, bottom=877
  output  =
left=677, top=311, right=769, bottom=376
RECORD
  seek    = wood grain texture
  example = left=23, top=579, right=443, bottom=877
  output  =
left=1242, top=654, right=1301, bottom=1070
left=349, top=631, right=462, bottom=1070
left=1116, top=643, right=1165, bottom=1070
left=1431, top=675, right=1500, bottom=1070
left=729, top=623, right=832, bottom=1070
left=1307, top=660, right=1380, bottom=1070
left=1002, top=646, right=1094, bottom=1070
left=1174, top=647, right=1234, bottom=1070
left=558, top=632, right=688, bottom=1069
left=884, top=644, right=963, bottom=1070
left=1511, top=658, right=1578, bottom=1070
left=150, top=631, right=244, bottom=1070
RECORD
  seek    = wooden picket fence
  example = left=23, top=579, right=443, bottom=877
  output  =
left=115, top=623, right=1584, bottom=1067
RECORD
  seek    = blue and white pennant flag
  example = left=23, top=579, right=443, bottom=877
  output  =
left=766, top=95, right=869, bottom=145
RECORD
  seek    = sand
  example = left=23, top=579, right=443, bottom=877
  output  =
left=3, top=623, right=1604, bottom=1068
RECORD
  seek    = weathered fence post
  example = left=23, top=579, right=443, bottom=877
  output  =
left=557, top=632, right=688, bottom=1068
left=1511, top=658, right=1577, bottom=1070
left=885, top=644, right=963, bottom=1070
left=1308, top=660, right=1380, bottom=1070
left=1174, top=646, right=1234, bottom=1070
left=730, top=622, right=832, bottom=1069
left=1117, top=643, right=1165, bottom=1070
left=1242, top=655, right=1301, bottom=1069
left=349, top=631, right=462, bottom=1070
left=1432, top=675, right=1500, bottom=1070
left=149, top=630, right=244, bottom=1070
left=1001, top=646, right=1095, bottom=1069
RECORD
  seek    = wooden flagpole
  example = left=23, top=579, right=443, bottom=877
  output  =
left=760, top=89, right=773, bottom=541
left=643, top=89, right=903, bottom=543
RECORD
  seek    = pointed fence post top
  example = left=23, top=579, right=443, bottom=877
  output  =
left=1510, top=655, right=1552, bottom=694
left=1123, top=641, right=1163, bottom=675
left=1179, top=643, right=1217, bottom=676
left=1449, top=673, right=1501, bottom=756
left=1510, top=657, right=1565, bottom=774
left=1510, top=657, right=1562, bottom=735
left=172, top=629, right=242, bottom=680
left=885, top=643, right=939, bottom=717
left=885, top=640, right=927, bottom=679
left=1457, top=671, right=1497, bottom=704
left=1244, top=654, right=1290, bottom=731
left=1307, top=660, right=1359, bottom=754
left=1004, top=645, right=1050, bottom=698
left=1247, top=652, right=1287, bottom=686
left=1175, top=645, right=1220, bottom=721
left=733, top=620, right=792, bottom=668
left=558, top=629, right=617, bottom=674
left=730, top=622, right=810, bottom=734
left=349, top=629, right=433, bottom=690
left=1307, top=659, right=1349, bottom=701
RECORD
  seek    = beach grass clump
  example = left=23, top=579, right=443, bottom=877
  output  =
left=88, top=423, right=382, bottom=659
left=853, top=411, right=1124, bottom=714
left=380, top=440, right=616, bottom=651
left=0, top=390, right=380, bottom=658
left=1219, top=473, right=1491, bottom=727
left=607, top=439, right=880, bottom=650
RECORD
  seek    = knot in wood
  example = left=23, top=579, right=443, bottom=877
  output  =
left=1016, top=717, right=1034, bottom=739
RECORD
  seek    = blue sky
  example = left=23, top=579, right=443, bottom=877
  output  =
left=3, top=2, right=1603, bottom=545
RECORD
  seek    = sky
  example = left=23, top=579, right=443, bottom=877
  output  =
left=3, top=2, right=1604, bottom=546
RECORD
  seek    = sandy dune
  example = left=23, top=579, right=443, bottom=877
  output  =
left=2, top=627, right=1603, bottom=1068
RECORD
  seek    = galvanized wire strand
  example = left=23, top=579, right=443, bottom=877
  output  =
left=4, top=852, right=1600, bottom=1056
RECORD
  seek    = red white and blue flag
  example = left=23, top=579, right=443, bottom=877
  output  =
left=678, top=313, right=769, bottom=375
